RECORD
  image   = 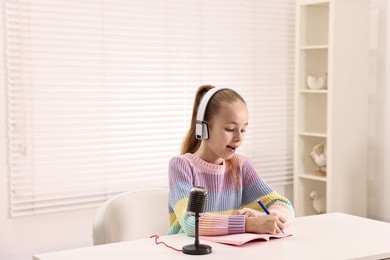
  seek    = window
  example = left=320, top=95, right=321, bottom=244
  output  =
left=5, top=0, right=295, bottom=216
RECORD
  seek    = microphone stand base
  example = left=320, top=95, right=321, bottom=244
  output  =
left=182, top=244, right=212, bottom=255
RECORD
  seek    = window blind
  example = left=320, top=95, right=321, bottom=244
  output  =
left=4, top=0, right=295, bottom=216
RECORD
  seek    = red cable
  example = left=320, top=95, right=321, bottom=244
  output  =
left=150, top=235, right=183, bottom=252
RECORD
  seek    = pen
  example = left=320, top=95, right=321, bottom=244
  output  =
left=257, top=199, right=285, bottom=234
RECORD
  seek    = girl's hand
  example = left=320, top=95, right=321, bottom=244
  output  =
left=244, top=213, right=285, bottom=234
left=236, top=208, right=261, bottom=217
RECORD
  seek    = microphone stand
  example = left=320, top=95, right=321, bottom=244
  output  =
left=182, top=210, right=212, bottom=255
left=182, top=188, right=212, bottom=255
left=194, top=210, right=200, bottom=249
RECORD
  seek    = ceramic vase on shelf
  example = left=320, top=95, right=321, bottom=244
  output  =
left=306, top=73, right=327, bottom=90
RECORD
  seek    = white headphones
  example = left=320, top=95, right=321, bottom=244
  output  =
left=195, top=87, right=228, bottom=140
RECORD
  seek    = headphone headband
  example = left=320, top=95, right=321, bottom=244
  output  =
left=195, top=87, right=227, bottom=140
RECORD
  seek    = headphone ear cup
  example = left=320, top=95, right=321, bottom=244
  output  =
left=202, top=123, right=209, bottom=140
left=195, top=122, right=209, bottom=140
left=195, top=122, right=203, bottom=140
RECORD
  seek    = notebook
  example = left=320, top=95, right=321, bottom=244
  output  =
left=199, top=232, right=292, bottom=246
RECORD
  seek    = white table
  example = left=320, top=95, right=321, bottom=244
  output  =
left=33, top=213, right=390, bottom=260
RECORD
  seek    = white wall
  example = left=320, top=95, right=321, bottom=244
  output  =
left=376, top=0, right=390, bottom=222
left=367, top=0, right=390, bottom=223
left=384, top=0, right=390, bottom=222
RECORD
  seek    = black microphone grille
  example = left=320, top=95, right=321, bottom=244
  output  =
left=187, top=186, right=208, bottom=216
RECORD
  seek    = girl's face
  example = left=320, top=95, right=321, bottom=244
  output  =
left=195, top=100, right=248, bottom=164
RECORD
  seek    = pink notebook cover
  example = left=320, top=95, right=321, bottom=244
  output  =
left=199, top=232, right=292, bottom=246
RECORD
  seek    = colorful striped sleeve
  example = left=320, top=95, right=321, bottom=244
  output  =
left=240, top=157, right=295, bottom=224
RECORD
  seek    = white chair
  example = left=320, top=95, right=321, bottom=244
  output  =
left=92, top=187, right=170, bottom=245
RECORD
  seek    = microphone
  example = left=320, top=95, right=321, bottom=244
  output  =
left=182, top=186, right=212, bottom=255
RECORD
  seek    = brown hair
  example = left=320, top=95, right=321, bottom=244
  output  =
left=181, top=85, right=247, bottom=188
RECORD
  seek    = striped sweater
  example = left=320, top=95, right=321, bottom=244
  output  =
left=168, top=153, right=294, bottom=236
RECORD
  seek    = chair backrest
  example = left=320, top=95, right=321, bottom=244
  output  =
left=92, top=187, right=170, bottom=245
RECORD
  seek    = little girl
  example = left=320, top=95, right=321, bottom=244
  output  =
left=168, top=85, right=294, bottom=236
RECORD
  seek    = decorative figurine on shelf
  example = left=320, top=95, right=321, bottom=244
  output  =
left=306, top=73, right=327, bottom=90
left=310, top=143, right=327, bottom=175
left=309, top=190, right=326, bottom=214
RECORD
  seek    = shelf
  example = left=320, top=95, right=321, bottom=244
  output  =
left=294, top=0, right=369, bottom=217
left=298, top=173, right=327, bottom=182
left=299, top=49, right=328, bottom=76
left=299, top=89, right=327, bottom=94
left=299, top=2, right=329, bottom=46
left=300, top=45, right=328, bottom=50
left=299, top=0, right=329, bottom=6
left=295, top=177, right=327, bottom=215
left=299, top=132, right=327, bottom=138
left=299, top=94, right=327, bottom=133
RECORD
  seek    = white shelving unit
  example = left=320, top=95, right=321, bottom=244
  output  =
left=293, top=0, right=369, bottom=217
